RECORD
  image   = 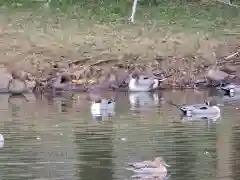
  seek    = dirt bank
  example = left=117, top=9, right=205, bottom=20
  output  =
left=0, top=11, right=239, bottom=89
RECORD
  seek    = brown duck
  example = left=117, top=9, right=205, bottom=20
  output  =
left=7, top=71, right=28, bottom=95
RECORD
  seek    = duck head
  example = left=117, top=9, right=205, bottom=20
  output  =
left=131, top=72, right=140, bottom=80
left=60, top=74, right=71, bottom=84
left=204, top=98, right=221, bottom=113
left=205, top=100, right=210, bottom=106
left=11, top=70, right=23, bottom=80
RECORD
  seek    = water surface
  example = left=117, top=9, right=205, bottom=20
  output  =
left=0, top=90, right=240, bottom=180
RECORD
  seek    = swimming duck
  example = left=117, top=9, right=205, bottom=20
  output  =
left=168, top=99, right=221, bottom=117
left=0, top=134, right=4, bottom=142
left=218, top=83, right=240, bottom=97
left=128, top=74, right=164, bottom=92
left=126, top=157, right=169, bottom=174
left=0, top=134, right=4, bottom=148
left=90, top=99, right=116, bottom=117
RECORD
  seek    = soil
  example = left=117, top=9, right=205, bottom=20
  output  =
left=0, top=13, right=240, bottom=90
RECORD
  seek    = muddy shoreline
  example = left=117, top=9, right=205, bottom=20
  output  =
left=1, top=49, right=240, bottom=94
left=0, top=19, right=239, bottom=92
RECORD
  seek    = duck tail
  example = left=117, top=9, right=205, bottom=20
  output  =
left=166, top=100, right=182, bottom=109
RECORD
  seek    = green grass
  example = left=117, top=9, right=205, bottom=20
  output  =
left=0, top=0, right=239, bottom=36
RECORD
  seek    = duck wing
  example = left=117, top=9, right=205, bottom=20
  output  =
left=128, top=161, right=156, bottom=168
left=128, top=167, right=162, bottom=174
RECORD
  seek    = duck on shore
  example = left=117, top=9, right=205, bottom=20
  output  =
left=7, top=71, right=28, bottom=95
left=128, top=73, right=162, bottom=92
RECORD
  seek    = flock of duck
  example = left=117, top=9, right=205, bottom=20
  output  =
left=2, top=67, right=240, bottom=179
left=90, top=78, right=240, bottom=122
left=6, top=69, right=240, bottom=121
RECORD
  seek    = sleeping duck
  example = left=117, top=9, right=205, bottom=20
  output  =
left=128, top=73, right=164, bottom=92
left=168, top=99, right=221, bottom=117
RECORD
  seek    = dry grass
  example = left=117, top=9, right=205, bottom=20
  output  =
left=0, top=2, right=239, bottom=76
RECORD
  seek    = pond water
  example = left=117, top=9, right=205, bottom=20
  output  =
left=0, top=90, right=240, bottom=180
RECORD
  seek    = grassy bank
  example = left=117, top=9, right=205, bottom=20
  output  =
left=0, top=0, right=239, bottom=74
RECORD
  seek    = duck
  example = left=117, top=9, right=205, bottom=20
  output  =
left=90, top=99, right=116, bottom=117
left=218, top=83, right=240, bottom=97
left=0, top=134, right=4, bottom=148
left=0, top=134, right=4, bottom=142
left=126, top=157, right=169, bottom=174
left=7, top=71, right=29, bottom=95
left=168, top=99, right=221, bottom=117
left=128, top=73, right=164, bottom=92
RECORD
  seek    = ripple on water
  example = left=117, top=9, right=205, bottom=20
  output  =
left=0, top=90, right=238, bottom=180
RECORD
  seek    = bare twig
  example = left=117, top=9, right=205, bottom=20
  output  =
left=90, top=59, right=118, bottom=66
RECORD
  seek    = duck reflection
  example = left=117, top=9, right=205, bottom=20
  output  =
left=131, top=174, right=170, bottom=180
left=75, top=126, right=114, bottom=180
left=181, top=113, right=220, bottom=123
left=231, top=125, right=240, bottom=179
left=221, top=94, right=240, bottom=105
left=129, top=92, right=162, bottom=111
left=8, top=94, right=29, bottom=116
left=44, top=94, right=73, bottom=113
left=8, top=94, right=28, bottom=106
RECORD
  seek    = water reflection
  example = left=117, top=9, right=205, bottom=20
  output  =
left=0, top=89, right=239, bottom=180
left=221, top=94, right=240, bottom=105
left=75, top=124, right=114, bottom=180
left=181, top=113, right=220, bottom=123
left=129, top=92, right=162, bottom=111
left=231, top=125, right=240, bottom=180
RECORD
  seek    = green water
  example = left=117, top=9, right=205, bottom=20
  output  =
left=0, top=90, right=239, bottom=180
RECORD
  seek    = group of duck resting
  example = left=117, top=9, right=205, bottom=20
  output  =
left=6, top=61, right=240, bottom=98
